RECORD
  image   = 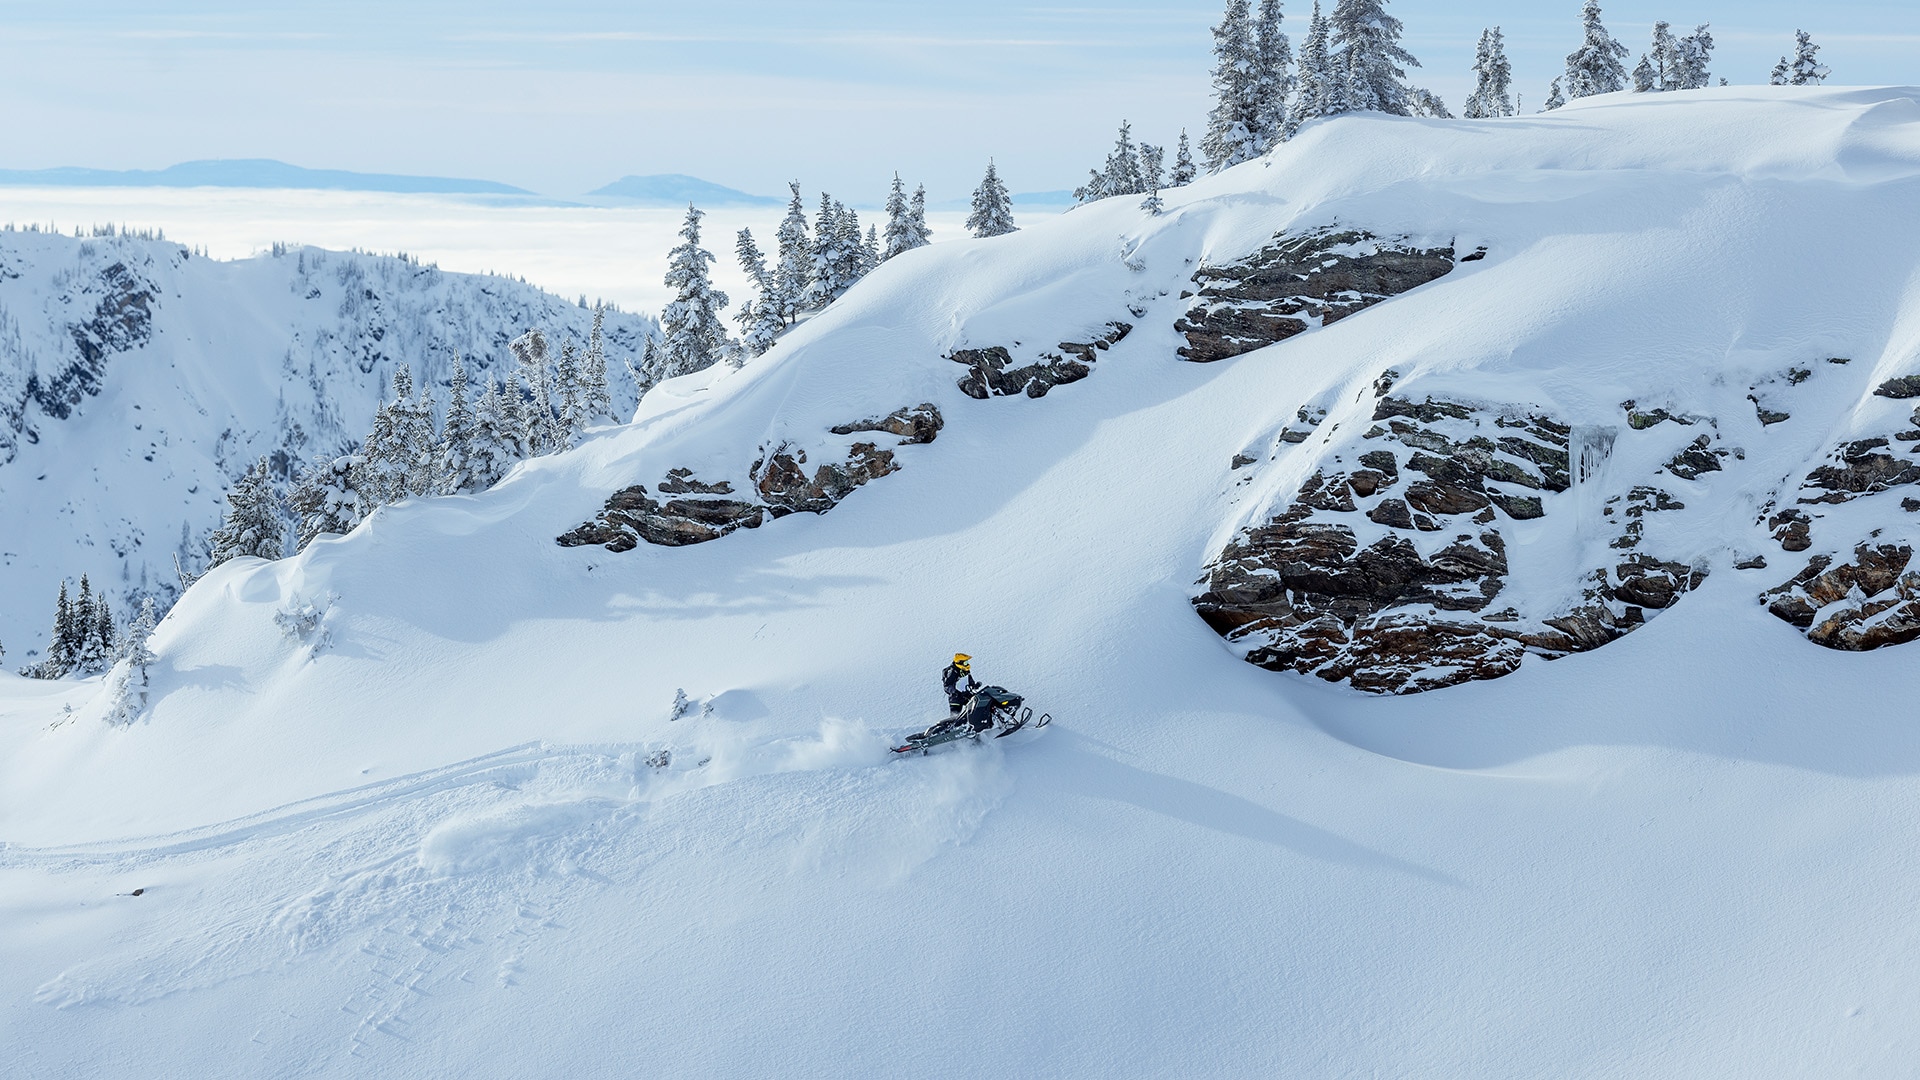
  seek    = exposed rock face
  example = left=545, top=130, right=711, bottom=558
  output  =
left=1764, top=544, right=1920, bottom=650
left=558, top=405, right=938, bottom=551
left=1760, top=398, right=1920, bottom=649
left=952, top=324, right=1131, bottom=399
left=1196, top=390, right=1714, bottom=694
left=33, top=261, right=157, bottom=417
left=829, top=402, right=944, bottom=445
left=1173, top=228, right=1463, bottom=363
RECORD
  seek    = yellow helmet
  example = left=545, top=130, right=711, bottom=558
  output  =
left=952, top=653, right=972, bottom=670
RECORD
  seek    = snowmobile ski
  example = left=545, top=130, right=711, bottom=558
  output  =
left=891, top=686, right=1049, bottom=755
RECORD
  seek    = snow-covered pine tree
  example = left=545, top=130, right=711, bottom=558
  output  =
left=397, top=373, right=439, bottom=495
left=966, top=160, right=1016, bottom=238
left=659, top=203, right=732, bottom=378
left=1285, top=2, right=1335, bottom=137
left=1770, top=56, right=1791, bottom=86
left=808, top=193, right=843, bottom=308
left=734, top=227, right=783, bottom=358
left=833, top=204, right=867, bottom=290
left=1544, top=77, right=1567, bottom=111
left=1649, top=22, right=1678, bottom=91
left=1073, top=168, right=1110, bottom=206
left=288, top=452, right=363, bottom=547
left=1405, top=88, right=1451, bottom=118
left=1674, top=26, right=1713, bottom=90
left=1632, top=54, right=1657, bottom=93
left=773, top=183, right=812, bottom=325
left=1330, top=0, right=1418, bottom=115
left=1790, top=30, right=1827, bottom=85
left=207, top=457, right=286, bottom=568
left=1203, top=0, right=1261, bottom=170
left=1252, top=0, right=1293, bottom=152
left=105, top=596, right=159, bottom=725
left=883, top=174, right=916, bottom=260
left=908, top=184, right=933, bottom=249
left=862, top=225, right=880, bottom=276
left=34, top=580, right=75, bottom=678
left=71, top=575, right=108, bottom=675
left=436, top=355, right=475, bottom=494
left=582, top=307, right=612, bottom=421
left=84, top=597, right=115, bottom=676
left=1171, top=130, right=1197, bottom=186
left=465, top=375, right=524, bottom=489
left=1139, top=143, right=1166, bottom=215
left=1106, top=121, right=1145, bottom=195
left=555, top=336, right=585, bottom=446
left=1563, top=0, right=1629, bottom=99
left=1464, top=26, right=1514, bottom=118
left=352, top=400, right=398, bottom=510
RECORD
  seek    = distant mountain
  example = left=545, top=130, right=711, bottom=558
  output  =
left=587, top=174, right=781, bottom=206
left=0, top=159, right=534, bottom=196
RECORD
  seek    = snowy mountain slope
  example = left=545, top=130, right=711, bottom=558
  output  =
left=8, top=87, right=1920, bottom=1077
left=0, top=231, right=657, bottom=652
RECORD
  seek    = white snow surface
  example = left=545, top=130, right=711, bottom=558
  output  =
left=8, top=87, right=1920, bottom=1076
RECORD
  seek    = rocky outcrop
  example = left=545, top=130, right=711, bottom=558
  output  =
left=952, top=323, right=1132, bottom=399
left=1763, top=544, right=1920, bottom=650
left=27, top=260, right=157, bottom=420
left=1195, top=391, right=1712, bottom=694
left=1173, top=228, right=1464, bottom=363
left=559, top=406, right=938, bottom=552
left=829, top=402, right=944, bottom=444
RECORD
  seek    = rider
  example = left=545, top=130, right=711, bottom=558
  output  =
left=942, top=653, right=980, bottom=718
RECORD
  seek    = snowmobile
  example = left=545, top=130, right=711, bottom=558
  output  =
left=891, top=685, right=1050, bottom=755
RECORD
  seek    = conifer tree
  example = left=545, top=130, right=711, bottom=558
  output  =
left=466, top=375, right=525, bottom=489
left=288, top=452, right=363, bottom=547
left=735, top=227, right=784, bottom=357
left=659, top=204, right=731, bottom=378
left=1252, top=0, right=1293, bottom=151
left=808, top=193, right=845, bottom=308
left=1633, top=54, right=1657, bottom=93
left=1330, top=0, right=1418, bottom=115
left=1544, top=77, right=1567, bottom=111
left=37, top=580, right=76, bottom=678
left=582, top=307, right=612, bottom=421
left=1203, top=0, right=1260, bottom=170
left=907, top=184, right=933, bottom=249
left=862, top=225, right=881, bottom=276
left=773, top=183, right=813, bottom=325
left=83, top=599, right=114, bottom=676
left=1139, top=143, right=1166, bottom=215
left=1405, top=88, right=1451, bottom=118
left=883, top=174, right=916, bottom=261
left=387, top=366, right=438, bottom=494
left=436, top=355, right=476, bottom=494
left=1649, top=21, right=1678, bottom=91
left=832, top=204, right=867, bottom=289
left=1770, top=56, right=1791, bottom=87
left=1789, top=30, right=1827, bottom=85
left=555, top=336, right=585, bottom=445
left=207, top=457, right=286, bottom=568
left=105, top=596, right=159, bottom=725
left=1171, top=131, right=1198, bottom=186
left=72, top=576, right=107, bottom=675
left=1564, top=1, right=1629, bottom=99
left=966, top=160, right=1016, bottom=238
left=1286, top=2, right=1337, bottom=137
left=1465, top=27, right=1514, bottom=118
left=1674, top=26, right=1713, bottom=90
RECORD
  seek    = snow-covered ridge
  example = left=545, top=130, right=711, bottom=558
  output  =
left=0, top=229, right=657, bottom=652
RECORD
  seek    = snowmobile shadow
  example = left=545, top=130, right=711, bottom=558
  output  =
left=1030, top=733, right=1459, bottom=886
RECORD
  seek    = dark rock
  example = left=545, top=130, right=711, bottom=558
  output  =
left=1232, top=453, right=1259, bottom=469
left=1665, top=436, right=1725, bottom=480
left=1801, top=441, right=1920, bottom=502
left=1874, top=376, right=1920, bottom=399
left=1770, top=509, right=1813, bottom=552
left=1735, top=555, right=1768, bottom=570
left=1751, top=397, right=1790, bottom=426
left=1368, top=498, right=1414, bottom=529
left=755, top=441, right=899, bottom=515
left=829, top=402, right=945, bottom=445
left=1763, top=544, right=1920, bottom=650
left=1358, top=450, right=1399, bottom=477
left=1347, top=469, right=1388, bottom=497
left=951, top=324, right=1128, bottom=399
left=1406, top=479, right=1490, bottom=517
left=1622, top=401, right=1695, bottom=430
left=1490, top=493, right=1545, bottom=520
left=657, top=468, right=733, bottom=495
left=1175, top=229, right=1457, bottom=363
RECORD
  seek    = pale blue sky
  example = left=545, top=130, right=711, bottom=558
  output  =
left=0, top=1, right=1915, bottom=201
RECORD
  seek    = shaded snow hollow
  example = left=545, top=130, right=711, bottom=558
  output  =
left=8, top=87, right=1920, bottom=1077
